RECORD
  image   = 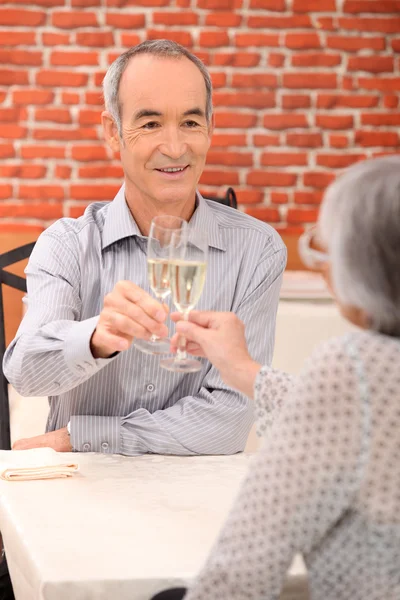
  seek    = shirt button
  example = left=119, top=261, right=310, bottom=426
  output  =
left=82, top=442, right=91, bottom=452
left=146, top=383, right=155, bottom=393
left=101, top=442, right=109, bottom=452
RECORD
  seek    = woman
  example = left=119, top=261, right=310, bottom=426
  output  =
left=167, top=156, right=400, bottom=600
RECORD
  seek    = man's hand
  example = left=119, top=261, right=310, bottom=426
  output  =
left=12, top=428, right=72, bottom=452
left=91, top=281, right=169, bottom=358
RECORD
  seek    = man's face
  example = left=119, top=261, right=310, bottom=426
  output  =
left=115, top=54, right=212, bottom=209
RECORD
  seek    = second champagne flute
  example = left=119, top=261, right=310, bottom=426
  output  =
left=133, top=215, right=187, bottom=355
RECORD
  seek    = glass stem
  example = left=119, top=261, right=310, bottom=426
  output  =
left=176, top=311, right=189, bottom=361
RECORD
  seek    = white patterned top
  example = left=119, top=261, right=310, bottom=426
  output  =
left=185, top=330, right=400, bottom=600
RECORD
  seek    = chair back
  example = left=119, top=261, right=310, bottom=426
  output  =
left=207, top=187, right=237, bottom=209
left=0, top=242, right=35, bottom=449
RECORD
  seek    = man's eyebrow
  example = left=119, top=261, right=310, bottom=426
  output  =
left=133, top=109, right=163, bottom=121
left=183, top=108, right=206, bottom=118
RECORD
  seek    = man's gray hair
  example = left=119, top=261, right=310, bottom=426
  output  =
left=319, top=155, right=400, bottom=336
left=103, top=39, right=213, bottom=137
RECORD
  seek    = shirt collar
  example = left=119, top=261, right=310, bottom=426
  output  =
left=102, top=185, right=226, bottom=252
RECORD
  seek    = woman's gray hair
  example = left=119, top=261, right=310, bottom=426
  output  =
left=319, top=155, right=400, bottom=337
left=103, top=39, right=213, bottom=137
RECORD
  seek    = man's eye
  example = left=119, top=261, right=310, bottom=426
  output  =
left=142, top=121, right=159, bottom=129
left=184, top=120, right=200, bottom=128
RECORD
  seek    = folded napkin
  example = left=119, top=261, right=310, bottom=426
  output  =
left=0, top=448, right=79, bottom=481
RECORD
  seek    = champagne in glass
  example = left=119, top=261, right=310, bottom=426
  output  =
left=133, top=215, right=187, bottom=355
left=161, top=229, right=208, bottom=372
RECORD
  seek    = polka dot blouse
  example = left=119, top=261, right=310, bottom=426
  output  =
left=185, top=331, right=400, bottom=600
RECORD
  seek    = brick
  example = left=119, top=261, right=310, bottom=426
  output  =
left=316, top=93, right=379, bottom=109
left=196, top=51, right=210, bottom=65
left=248, top=15, right=312, bottom=28
left=283, top=73, right=337, bottom=89
left=0, top=144, right=15, bottom=158
left=339, top=17, right=400, bottom=33
left=268, top=53, right=285, bottom=68
left=21, top=145, right=65, bottom=159
left=0, top=108, right=23, bottom=122
left=392, top=39, right=400, bottom=52
left=314, top=17, right=336, bottom=30
left=0, top=92, right=5, bottom=103
left=235, top=33, right=280, bottom=47
left=18, top=185, right=64, bottom=200
left=214, top=92, right=275, bottom=109
left=211, top=134, right=247, bottom=147
left=147, top=30, right=193, bottom=46
left=36, top=70, right=88, bottom=87
left=355, top=131, right=399, bottom=146
left=0, top=223, right=45, bottom=234
left=329, top=135, right=349, bottom=148
left=246, top=207, right=280, bottom=223
left=214, top=112, right=258, bottom=128
left=235, top=190, right=264, bottom=204
left=0, top=70, right=29, bottom=85
left=76, top=32, right=114, bottom=47
left=232, top=73, right=278, bottom=88
left=35, top=108, right=72, bottom=124
left=0, top=185, right=12, bottom=200
left=0, top=31, right=36, bottom=46
left=285, top=33, right=321, bottom=49
left=344, top=0, right=400, bottom=11
left=42, top=32, right=70, bottom=45
left=210, top=72, right=226, bottom=88
left=348, top=56, right=394, bottom=73
left=52, top=11, right=98, bottom=28
left=68, top=205, right=88, bottom=218
left=106, top=12, right=145, bottom=28
left=154, top=11, right=198, bottom=25
left=316, top=153, right=365, bottom=168
left=261, top=152, right=308, bottom=166
left=383, top=95, right=399, bottom=109
left=213, top=52, right=260, bottom=67
left=50, top=51, right=99, bottom=66
left=282, top=94, right=311, bottom=109
left=197, top=0, right=242, bottom=7
left=303, top=172, right=335, bottom=188
left=207, top=151, right=253, bottom=167
left=62, top=92, right=80, bottom=104
left=326, top=35, right=385, bottom=51
left=199, top=31, right=229, bottom=48
left=361, top=113, right=400, bottom=127
left=205, top=13, right=241, bottom=26
left=199, top=170, right=239, bottom=185
left=247, top=171, right=297, bottom=186
left=72, top=0, right=102, bottom=4
left=0, top=50, right=42, bottom=66
left=263, top=114, right=308, bottom=129
left=287, top=208, right=319, bottom=224
left=0, top=125, right=27, bottom=139
left=120, top=33, right=141, bottom=47
left=71, top=145, right=108, bottom=161
left=79, top=109, right=102, bottom=125
left=294, top=191, right=323, bottom=205
left=358, top=77, right=400, bottom=92
left=0, top=164, right=47, bottom=178
left=271, top=192, right=289, bottom=204
left=0, top=8, right=45, bottom=26
left=293, top=0, right=336, bottom=10
left=93, top=71, right=106, bottom=87
left=85, top=91, right=103, bottom=105
left=107, top=0, right=169, bottom=5
left=286, top=132, right=323, bottom=147
left=0, top=204, right=63, bottom=220
left=55, top=165, right=72, bottom=179
left=253, top=134, right=280, bottom=146
left=78, top=165, right=124, bottom=178
left=0, top=0, right=64, bottom=5
left=316, top=115, right=354, bottom=129
left=249, top=0, right=285, bottom=8
left=70, top=184, right=120, bottom=200
left=291, top=53, right=341, bottom=67
left=34, top=128, right=98, bottom=141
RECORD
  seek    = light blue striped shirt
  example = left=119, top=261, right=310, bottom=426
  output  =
left=4, top=187, right=286, bottom=456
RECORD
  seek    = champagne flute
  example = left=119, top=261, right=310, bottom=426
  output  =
left=160, top=228, right=208, bottom=373
left=133, top=215, right=187, bottom=355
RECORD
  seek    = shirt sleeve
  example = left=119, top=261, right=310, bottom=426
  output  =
left=71, top=246, right=287, bottom=456
left=184, top=336, right=367, bottom=599
left=3, top=228, right=115, bottom=398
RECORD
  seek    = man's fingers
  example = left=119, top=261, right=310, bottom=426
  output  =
left=175, top=320, right=208, bottom=345
left=115, top=281, right=167, bottom=323
left=170, top=310, right=215, bottom=328
left=103, top=309, right=168, bottom=339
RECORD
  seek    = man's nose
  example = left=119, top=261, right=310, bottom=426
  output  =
left=158, top=127, right=188, bottom=160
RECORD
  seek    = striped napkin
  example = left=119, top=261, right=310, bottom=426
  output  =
left=0, top=448, right=79, bottom=481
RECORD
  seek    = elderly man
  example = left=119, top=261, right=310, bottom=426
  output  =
left=4, top=40, right=286, bottom=457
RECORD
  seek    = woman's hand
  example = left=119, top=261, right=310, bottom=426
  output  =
left=170, top=311, right=261, bottom=398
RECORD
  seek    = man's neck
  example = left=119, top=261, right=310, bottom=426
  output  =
left=124, top=186, right=197, bottom=236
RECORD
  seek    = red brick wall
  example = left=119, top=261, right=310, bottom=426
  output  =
left=0, top=0, right=399, bottom=235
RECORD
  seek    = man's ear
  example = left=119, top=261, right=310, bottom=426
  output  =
left=101, top=111, right=121, bottom=152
